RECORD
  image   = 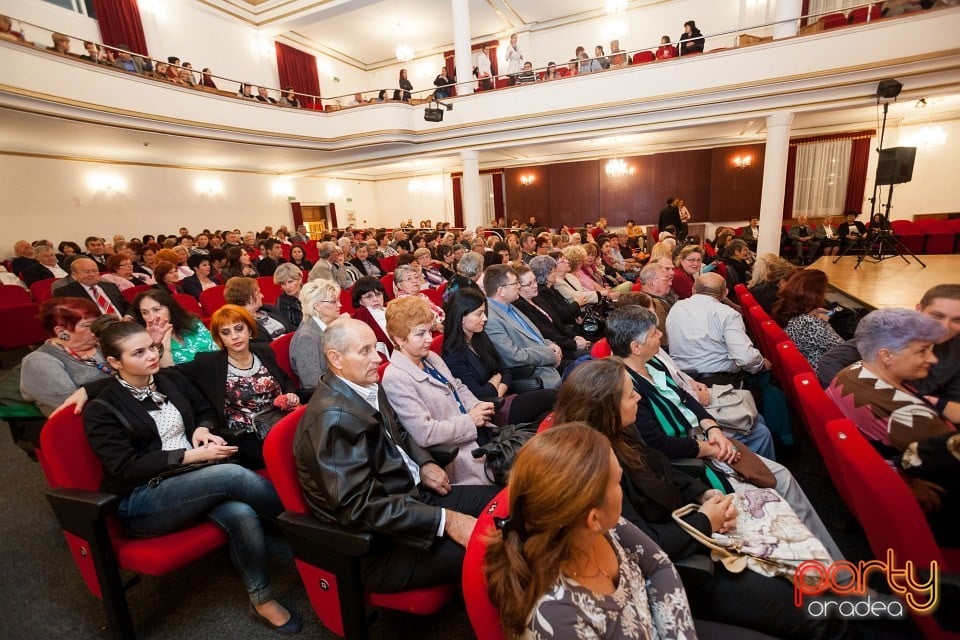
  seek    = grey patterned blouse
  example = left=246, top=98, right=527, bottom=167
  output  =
left=523, top=519, right=697, bottom=639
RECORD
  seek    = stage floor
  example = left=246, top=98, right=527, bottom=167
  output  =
left=810, top=254, right=958, bottom=310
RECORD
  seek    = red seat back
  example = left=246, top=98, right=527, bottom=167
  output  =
left=270, top=332, right=300, bottom=388
left=463, top=488, right=510, bottom=640
left=339, top=287, right=354, bottom=314
left=29, top=278, right=56, bottom=303
left=257, top=276, right=282, bottom=305
left=380, top=273, right=395, bottom=300
left=792, top=374, right=852, bottom=509
left=377, top=361, right=390, bottom=382
left=262, top=405, right=310, bottom=514
left=821, top=12, right=848, bottom=29
left=536, top=412, right=555, bottom=433
left=757, top=320, right=788, bottom=360
left=0, top=303, right=48, bottom=349
left=0, top=284, right=32, bottom=306
left=172, top=293, right=203, bottom=317
left=848, top=5, right=881, bottom=23
left=430, top=334, right=444, bottom=355
left=746, top=304, right=771, bottom=338
left=379, top=256, right=398, bottom=274
left=199, top=285, right=226, bottom=317
left=121, top=284, right=153, bottom=304
left=590, top=338, right=611, bottom=358
left=423, top=287, right=443, bottom=308
left=632, top=50, right=655, bottom=64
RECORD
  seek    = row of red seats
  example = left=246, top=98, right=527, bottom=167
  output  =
left=735, top=284, right=958, bottom=639
left=820, top=4, right=883, bottom=30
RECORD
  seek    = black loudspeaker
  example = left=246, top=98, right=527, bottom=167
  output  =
left=424, top=108, right=444, bottom=122
left=876, top=147, right=916, bottom=185
left=876, top=79, right=903, bottom=100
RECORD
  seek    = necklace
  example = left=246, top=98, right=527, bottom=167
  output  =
left=565, top=540, right=613, bottom=580
left=53, top=341, right=115, bottom=375
left=228, top=354, right=254, bottom=370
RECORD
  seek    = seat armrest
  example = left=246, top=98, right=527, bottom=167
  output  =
left=277, top=512, right=373, bottom=557
left=46, top=488, right=118, bottom=534
left=674, top=553, right=716, bottom=585
left=426, top=444, right=459, bottom=468
left=509, top=377, right=543, bottom=393
left=671, top=458, right=707, bottom=481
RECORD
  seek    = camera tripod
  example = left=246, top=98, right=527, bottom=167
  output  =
left=833, top=183, right=926, bottom=269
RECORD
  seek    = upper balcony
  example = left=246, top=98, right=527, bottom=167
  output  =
left=2, top=5, right=959, bottom=178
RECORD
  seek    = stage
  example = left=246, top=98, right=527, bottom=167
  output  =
left=811, top=255, right=958, bottom=310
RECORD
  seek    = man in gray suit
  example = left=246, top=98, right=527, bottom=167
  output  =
left=482, top=264, right=563, bottom=390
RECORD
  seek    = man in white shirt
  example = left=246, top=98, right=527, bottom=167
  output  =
left=294, top=320, right=496, bottom=592
left=666, top=272, right=771, bottom=384
left=21, top=245, right=67, bottom=286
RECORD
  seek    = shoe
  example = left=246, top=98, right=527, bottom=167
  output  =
left=250, top=603, right=303, bottom=635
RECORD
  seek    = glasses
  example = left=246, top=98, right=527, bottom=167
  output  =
left=520, top=281, right=537, bottom=288
left=502, top=280, right=521, bottom=289
left=682, top=257, right=703, bottom=264
left=361, top=291, right=383, bottom=300
left=317, top=299, right=340, bottom=304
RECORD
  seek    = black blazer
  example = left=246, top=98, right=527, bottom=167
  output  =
left=534, top=287, right=581, bottom=326
left=58, top=280, right=129, bottom=316
left=252, top=305, right=296, bottom=344
left=21, top=263, right=62, bottom=287
left=514, top=298, right=579, bottom=356
left=441, top=343, right=512, bottom=400
left=349, top=256, right=383, bottom=277
left=83, top=369, right=218, bottom=495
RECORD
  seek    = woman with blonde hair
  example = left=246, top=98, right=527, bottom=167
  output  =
left=554, top=245, right=617, bottom=307
left=748, top=254, right=797, bottom=314
left=485, top=423, right=695, bottom=638
left=289, top=279, right=346, bottom=389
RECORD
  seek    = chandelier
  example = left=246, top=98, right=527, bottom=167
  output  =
left=395, top=42, right=414, bottom=63
left=605, top=0, right=627, bottom=15
left=605, top=158, right=633, bottom=178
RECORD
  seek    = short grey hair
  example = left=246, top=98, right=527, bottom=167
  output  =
left=606, top=306, right=659, bottom=358
left=457, top=251, right=483, bottom=279
left=393, top=263, right=419, bottom=286
left=299, top=279, right=340, bottom=320
left=273, top=262, right=301, bottom=285
left=321, top=318, right=364, bottom=363
left=528, top=255, right=557, bottom=285
left=35, top=244, right=55, bottom=258
left=639, top=262, right=667, bottom=286
left=694, top=272, right=726, bottom=297
left=855, top=308, right=947, bottom=362
left=317, top=241, right=338, bottom=260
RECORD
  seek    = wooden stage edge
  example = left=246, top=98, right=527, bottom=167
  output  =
left=810, top=255, right=959, bottom=310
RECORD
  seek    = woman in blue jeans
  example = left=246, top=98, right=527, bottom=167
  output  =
left=82, top=319, right=301, bottom=634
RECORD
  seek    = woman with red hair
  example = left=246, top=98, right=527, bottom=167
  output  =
left=772, top=269, right=843, bottom=373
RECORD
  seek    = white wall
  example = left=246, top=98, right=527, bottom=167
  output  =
left=864, top=119, right=960, bottom=219
left=0, top=0, right=99, bottom=50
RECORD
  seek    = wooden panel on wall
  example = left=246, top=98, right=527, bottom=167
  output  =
left=709, top=143, right=766, bottom=222
left=504, top=166, right=550, bottom=227
left=599, top=156, right=652, bottom=227
left=549, top=160, right=599, bottom=227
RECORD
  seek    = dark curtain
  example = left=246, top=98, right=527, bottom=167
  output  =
left=492, top=171, right=505, bottom=222
left=92, top=0, right=148, bottom=57
left=275, top=42, right=322, bottom=110
left=782, top=145, right=797, bottom=218
left=328, top=202, right=338, bottom=229
left=443, top=51, right=457, bottom=97
left=290, top=202, right=303, bottom=229
left=844, top=137, right=872, bottom=213
left=452, top=176, right=463, bottom=228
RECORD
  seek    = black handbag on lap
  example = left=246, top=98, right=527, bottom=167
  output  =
left=471, top=422, right=537, bottom=486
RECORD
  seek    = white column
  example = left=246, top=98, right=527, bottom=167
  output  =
left=757, top=112, right=794, bottom=256
left=773, top=0, right=802, bottom=40
left=461, top=149, right=483, bottom=228
left=451, top=0, right=473, bottom=97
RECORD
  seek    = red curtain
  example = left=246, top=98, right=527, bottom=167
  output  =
left=492, top=172, right=505, bottom=222
left=844, top=137, right=872, bottom=213
left=452, top=176, right=463, bottom=228
left=92, top=0, right=148, bottom=57
left=443, top=51, right=457, bottom=97
left=275, top=42, right=322, bottom=110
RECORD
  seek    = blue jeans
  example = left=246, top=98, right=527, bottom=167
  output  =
left=118, top=463, right=283, bottom=604
left=727, top=414, right=776, bottom=460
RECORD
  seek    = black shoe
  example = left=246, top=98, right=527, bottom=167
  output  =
left=250, top=603, right=303, bottom=635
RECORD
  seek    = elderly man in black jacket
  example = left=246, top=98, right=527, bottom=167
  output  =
left=294, top=319, right=496, bottom=592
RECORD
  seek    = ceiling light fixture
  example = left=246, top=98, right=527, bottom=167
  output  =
left=605, top=0, right=628, bottom=16
left=394, top=23, right=413, bottom=63
left=605, top=158, right=633, bottom=177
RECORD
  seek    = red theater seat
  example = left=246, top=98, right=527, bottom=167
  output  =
left=39, top=410, right=228, bottom=639
left=262, top=408, right=455, bottom=639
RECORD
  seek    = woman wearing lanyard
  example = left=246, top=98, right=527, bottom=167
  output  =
left=381, top=296, right=496, bottom=485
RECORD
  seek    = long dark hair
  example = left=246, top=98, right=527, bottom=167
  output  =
left=442, top=288, right=500, bottom=372
left=772, top=269, right=828, bottom=326
left=131, top=289, right=201, bottom=337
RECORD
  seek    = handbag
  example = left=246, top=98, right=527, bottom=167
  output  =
left=471, top=422, right=537, bottom=486
left=705, top=384, right=757, bottom=433
left=672, top=487, right=832, bottom=580
left=705, top=440, right=777, bottom=489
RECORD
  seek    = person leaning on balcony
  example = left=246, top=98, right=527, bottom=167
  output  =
left=279, top=86, right=301, bottom=107
left=0, top=14, right=25, bottom=43
left=48, top=32, right=74, bottom=56
left=679, top=20, right=705, bottom=55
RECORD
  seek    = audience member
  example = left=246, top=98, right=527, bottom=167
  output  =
left=132, top=289, right=217, bottom=365
left=788, top=215, right=820, bottom=265
left=294, top=319, right=498, bottom=592
left=59, top=257, right=127, bottom=317
left=772, top=269, right=843, bottom=373
left=223, top=276, right=294, bottom=344
left=290, top=279, right=345, bottom=389
left=679, top=20, right=705, bottom=55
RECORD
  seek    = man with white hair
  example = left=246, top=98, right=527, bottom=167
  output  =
left=21, top=245, right=67, bottom=286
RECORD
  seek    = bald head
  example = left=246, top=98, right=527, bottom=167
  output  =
left=694, top=272, right=727, bottom=298
left=70, top=257, right=101, bottom=286
left=322, top=318, right=381, bottom=385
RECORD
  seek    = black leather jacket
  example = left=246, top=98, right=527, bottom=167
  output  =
left=294, top=373, right=442, bottom=551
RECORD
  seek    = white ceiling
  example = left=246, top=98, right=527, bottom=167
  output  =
left=3, top=93, right=957, bottom=179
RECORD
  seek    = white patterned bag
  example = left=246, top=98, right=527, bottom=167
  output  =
left=672, top=487, right=833, bottom=580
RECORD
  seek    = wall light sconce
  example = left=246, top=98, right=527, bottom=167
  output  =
left=272, top=179, right=294, bottom=198
left=326, top=182, right=344, bottom=199
left=196, top=178, right=223, bottom=195
left=520, top=174, right=535, bottom=187
left=732, top=155, right=752, bottom=169
left=605, top=158, right=634, bottom=178
left=87, top=173, right=125, bottom=193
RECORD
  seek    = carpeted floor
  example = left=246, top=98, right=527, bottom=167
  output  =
left=0, top=399, right=919, bottom=640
